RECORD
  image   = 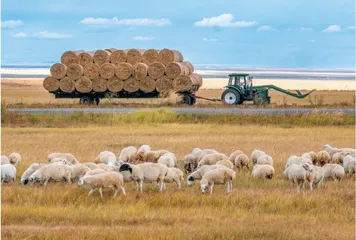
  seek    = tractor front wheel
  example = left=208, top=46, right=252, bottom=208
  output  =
left=221, top=89, right=241, bottom=105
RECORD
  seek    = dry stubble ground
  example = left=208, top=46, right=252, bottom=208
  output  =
left=1, top=123, right=355, bottom=239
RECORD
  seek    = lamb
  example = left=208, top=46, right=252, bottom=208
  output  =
left=283, top=164, right=313, bottom=194
left=157, top=152, right=177, bottom=168
left=256, top=154, right=273, bottom=166
left=119, top=163, right=168, bottom=192
left=234, top=154, right=250, bottom=170
left=197, top=153, right=228, bottom=167
left=78, top=172, right=125, bottom=199
left=25, top=162, right=72, bottom=185
left=187, top=165, right=227, bottom=185
left=48, top=153, right=79, bottom=165
left=1, top=164, right=16, bottom=183
left=9, top=152, right=22, bottom=165
left=94, top=151, right=117, bottom=166
left=251, top=150, right=266, bottom=165
left=200, top=168, right=236, bottom=194
left=163, top=168, right=184, bottom=189
left=118, top=146, right=137, bottom=163
left=251, top=165, right=275, bottom=179
left=316, top=150, right=331, bottom=166
left=216, top=159, right=234, bottom=169
left=228, top=150, right=244, bottom=162
left=331, top=152, right=344, bottom=164
left=81, top=162, right=99, bottom=170
left=20, top=163, right=45, bottom=185
left=342, top=155, right=356, bottom=176
left=322, top=164, right=345, bottom=182
left=70, top=164, right=91, bottom=181
left=1, top=156, right=10, bottom=165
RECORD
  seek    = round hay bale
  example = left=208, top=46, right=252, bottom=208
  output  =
left=116, top=62, right=133, bottom=80
left=133, top=63, right=149, bottom=80
left=110, top=50, right=127, bottom=64
left=147, top=62, right=165, bottom=79
left=123, top=77, right=140, bottom=92
left=59, top=77, right=75, bottom=93
left=142, top=49, right=159, bottom=65
left=192, top=73, right=203, bottom=88
left=172, top=75, right=194, bottom=92
left=126, top=49, right=144, bottom=65
left=158, top=49, right=183, bottom=65
left=61, top=51, right=83, bottom=66
left=66, top=64, right=84, bottom=80
left=93, top=50, right=111, bottom=66
left=107, top=76, right=124, bottom=92
left=156, top=76, right=173, bottom=93
left=165, top=62, right=188, bottom=79
left=183, top=61, right=194, bottom=75
left=139, top=76, right=156, bottom=93
left=105, top=48, right=117, bottom=53
left=78, top=52, right=94, bottom=67
left=84, top=63, right=100, bottom=79
left=92, top=77, right=108, bottom=92
left=43, top=76, right=60, bottom=92
left=75, top=76, right=92, bottom=93
left=50, top=63, right=67, bottom=79
left=100, top=63, right=117, bottom=79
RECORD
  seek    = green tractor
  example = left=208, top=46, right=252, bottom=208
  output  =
left=221, top=73, right=315, bottom=105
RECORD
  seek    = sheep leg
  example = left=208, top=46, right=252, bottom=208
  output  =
left=135, top=181, right=139, bottom=191
left=99, top=187, right=103, bottom=199
left=159, top=179, right=164, bottom=192
left=139, top=180, right=143, bottom=193
left=176, top=180, right=181, bottom=190
left=113, top=189, right=118, bottom=198
left=121, top=187, right=126, bottom=196
left=309, top=182, right=313, bottom=191
left=44, top=179, right=49, bottom=186
left=88, top=188, right=96, bottom=197
left=229, top=181, right=233, bottom=192
left=210, top=183, right=214, bottom=194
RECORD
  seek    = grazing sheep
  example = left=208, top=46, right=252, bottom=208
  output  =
left=78, top=172, right=125, bottom=199
left=50, top=158, right=73, bottom=165
left=163, top=168, right=184, bottom=189
left=187, top=165, right=227, bottom=185
left=84, top=168, right=107, bottom=176
left=283, top=164, right=313, bottom=194
left=1, top=164, right=16, bottom=183
left=343, top=155, right=356, bottom=176
left=194, top=149, right=218, bottom=161
left=48, top=153, right=78, bottom=165
left=251, top=150, right=266, bottom=165
left=97, top=163, right=112, bottom=171
left=306, top=165, right=324, bottom=190
left=301, top=153, right=313, bottom=165
left=183, top=154, right=198, bottom=174
left=94, top=151, right=117, bottom=166
left=322, top=164, right=345, bottom=182
left=137, top=150, right=169, bottom=163
left=118, top=146, right=137, bottom=163
left=346, top=160, right=356, bottom=176
left=324, top=144, right=356, bottom=158
left=157, top=152, right=177, bottom=168
left=251, top=165, right=275, bottom=180
left=331, top=152, right=344, bottom=164
left=9, top=153, right=22, bottom=165
left=21, top=163, right=45, bottom=185
left=191, top=148, right=202, bottom=155
left=234, top=154, right=250, bottom=170
left=70, top=164, right=91, bottom=181
left=197, top=153, right=228, bottom=167
left=228, top=150, right=244, bottom=162
left=130, top=145, right=152, bottom=163
left=316, top=150, right=331, bottom=166
left=119, top=163, right=168, bottom=192
left=256, top=154, right=273, bottom=166
left=200, top=168, right=236, bottom=194
left=216, top=159, right=234, bottom=169
left=308, top=151, right=318, bottom=164
left=1, top=156, right=10, bottom=165
left=285, top=155, right=312, bottom=169
left=25, top=162, right=72, bottom=185
left=137, top=145, right=151, bottom=154
left=82, top=162, right=99, bottom=170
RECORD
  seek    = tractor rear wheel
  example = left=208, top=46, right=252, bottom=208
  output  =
left=221, top=89, right=241, bottom=105
left=79, top=96, right=94, bottom=105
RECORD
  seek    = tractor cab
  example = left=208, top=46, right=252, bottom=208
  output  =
left=227, top=73, right=253, bottom=95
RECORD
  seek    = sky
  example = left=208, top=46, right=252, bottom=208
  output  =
left=1, top=0, right=355, bottom=68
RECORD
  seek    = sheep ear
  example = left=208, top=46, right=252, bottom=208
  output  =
left=302, top=164, right=308, bottom=170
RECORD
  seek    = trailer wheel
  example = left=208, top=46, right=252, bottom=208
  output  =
left=222, top=89, right=240, bottom=105
left=79, top=96, right=94, bottom=105
left=94, top=98, right=100, bottom=105
left=183, top=94, right=192, bottom=105
left=190, top=96, right=196, bottom=105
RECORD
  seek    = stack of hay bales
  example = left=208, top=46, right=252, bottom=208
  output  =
left=43, top=48, right=202, bottom=95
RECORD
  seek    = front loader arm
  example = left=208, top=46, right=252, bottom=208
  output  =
left=255, top=85, right=315, bottom=99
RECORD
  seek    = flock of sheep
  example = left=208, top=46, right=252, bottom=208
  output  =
left=1, top=144, right=355, bottom=198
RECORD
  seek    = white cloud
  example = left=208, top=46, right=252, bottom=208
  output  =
left=323, top=25, right=342, bottom=33
left=202, top=37, right=218, bottom=41
left=80, top=17, right=171, bottom=27
left=1, top=20, right=24, bottom=29
left=12, top=32, right=27, bottom=38
left=194, top=14, right=257, bottom=27
left=33, top=31, right=72, bottom=39
left=301, top=27, right=313, bottom=32
left=308, top=40, right=316, bottom=43
left=133, top=36, right=154, bottom=41
left=257, top=25, right=277, bottom=31
left=345, top=26, right=356, bottom=30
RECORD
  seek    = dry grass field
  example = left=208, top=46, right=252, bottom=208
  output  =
left=1, top=122, right=355, bottom=239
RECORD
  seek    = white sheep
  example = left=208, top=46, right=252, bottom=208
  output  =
left=331, top=152, right=344, bottom=164
left=197, top=153, right=228, bottom=167
left=216, top=159, right=234, bottom=169
left=48, top=153, right=79, bottom=165
left=251, top=150, right=266, bottom=165
left=50, top=158, right=73, bottom=165
left=1, top=164, right=16, bottom=183
left=256, top=154, right=273, bottom=166
left=82, top=162, right=99, bottom=170
left=283, top=164, right=313, bottom=194
left=84, top=168, right=107, bottom=176
left=97, top=163, right=112, bottom=171
left=9, top=152, right=22, bottom=165
left=157, top=152, right=177, bottom=168
left=316, top=150, right=331, bottom=166
left=306, top=165, right=324, bottom=190
left=20, top=163, right=45, bottom=185
left=70, top=164, right=91, bottom=181
left=200, top=168, right=236, bottom=194
left=25, top=162, right=72, bottom=185
left=342, top=155, right=356, bottom=176
left=78, top=172, right=125, bottom=199
left=186, top=165, right=227, bottom=186
left=137, top=145, right=151, bottom=154
left=94, top=151, right=117, bottom=166
left=251, top=165, right=275, bottom=179
left=322, top=164, right=345, bottom=183
left=228, top=150, right=244, bottom=162
left=301, top=153, right=314, bottom=165
left=285, top=155, right=312, bottom=169
left=183, top=149, right=217, bottom=173
left=118, top=146, right=137, bottom=163
left=163, top=168, right=184, bottom=189
left=234, top=154, right=250, bottom=170
left=1, top=156, right=10, bottom=165
left=324, top=144, right=356, bottom=158
left=119, top=162, right=168, bottom=192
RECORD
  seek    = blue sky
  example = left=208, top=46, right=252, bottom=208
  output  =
left=1, top=0, right=355, bottom=68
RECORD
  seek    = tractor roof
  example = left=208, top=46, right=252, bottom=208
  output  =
left=228, top=73, right=249, bottom=77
